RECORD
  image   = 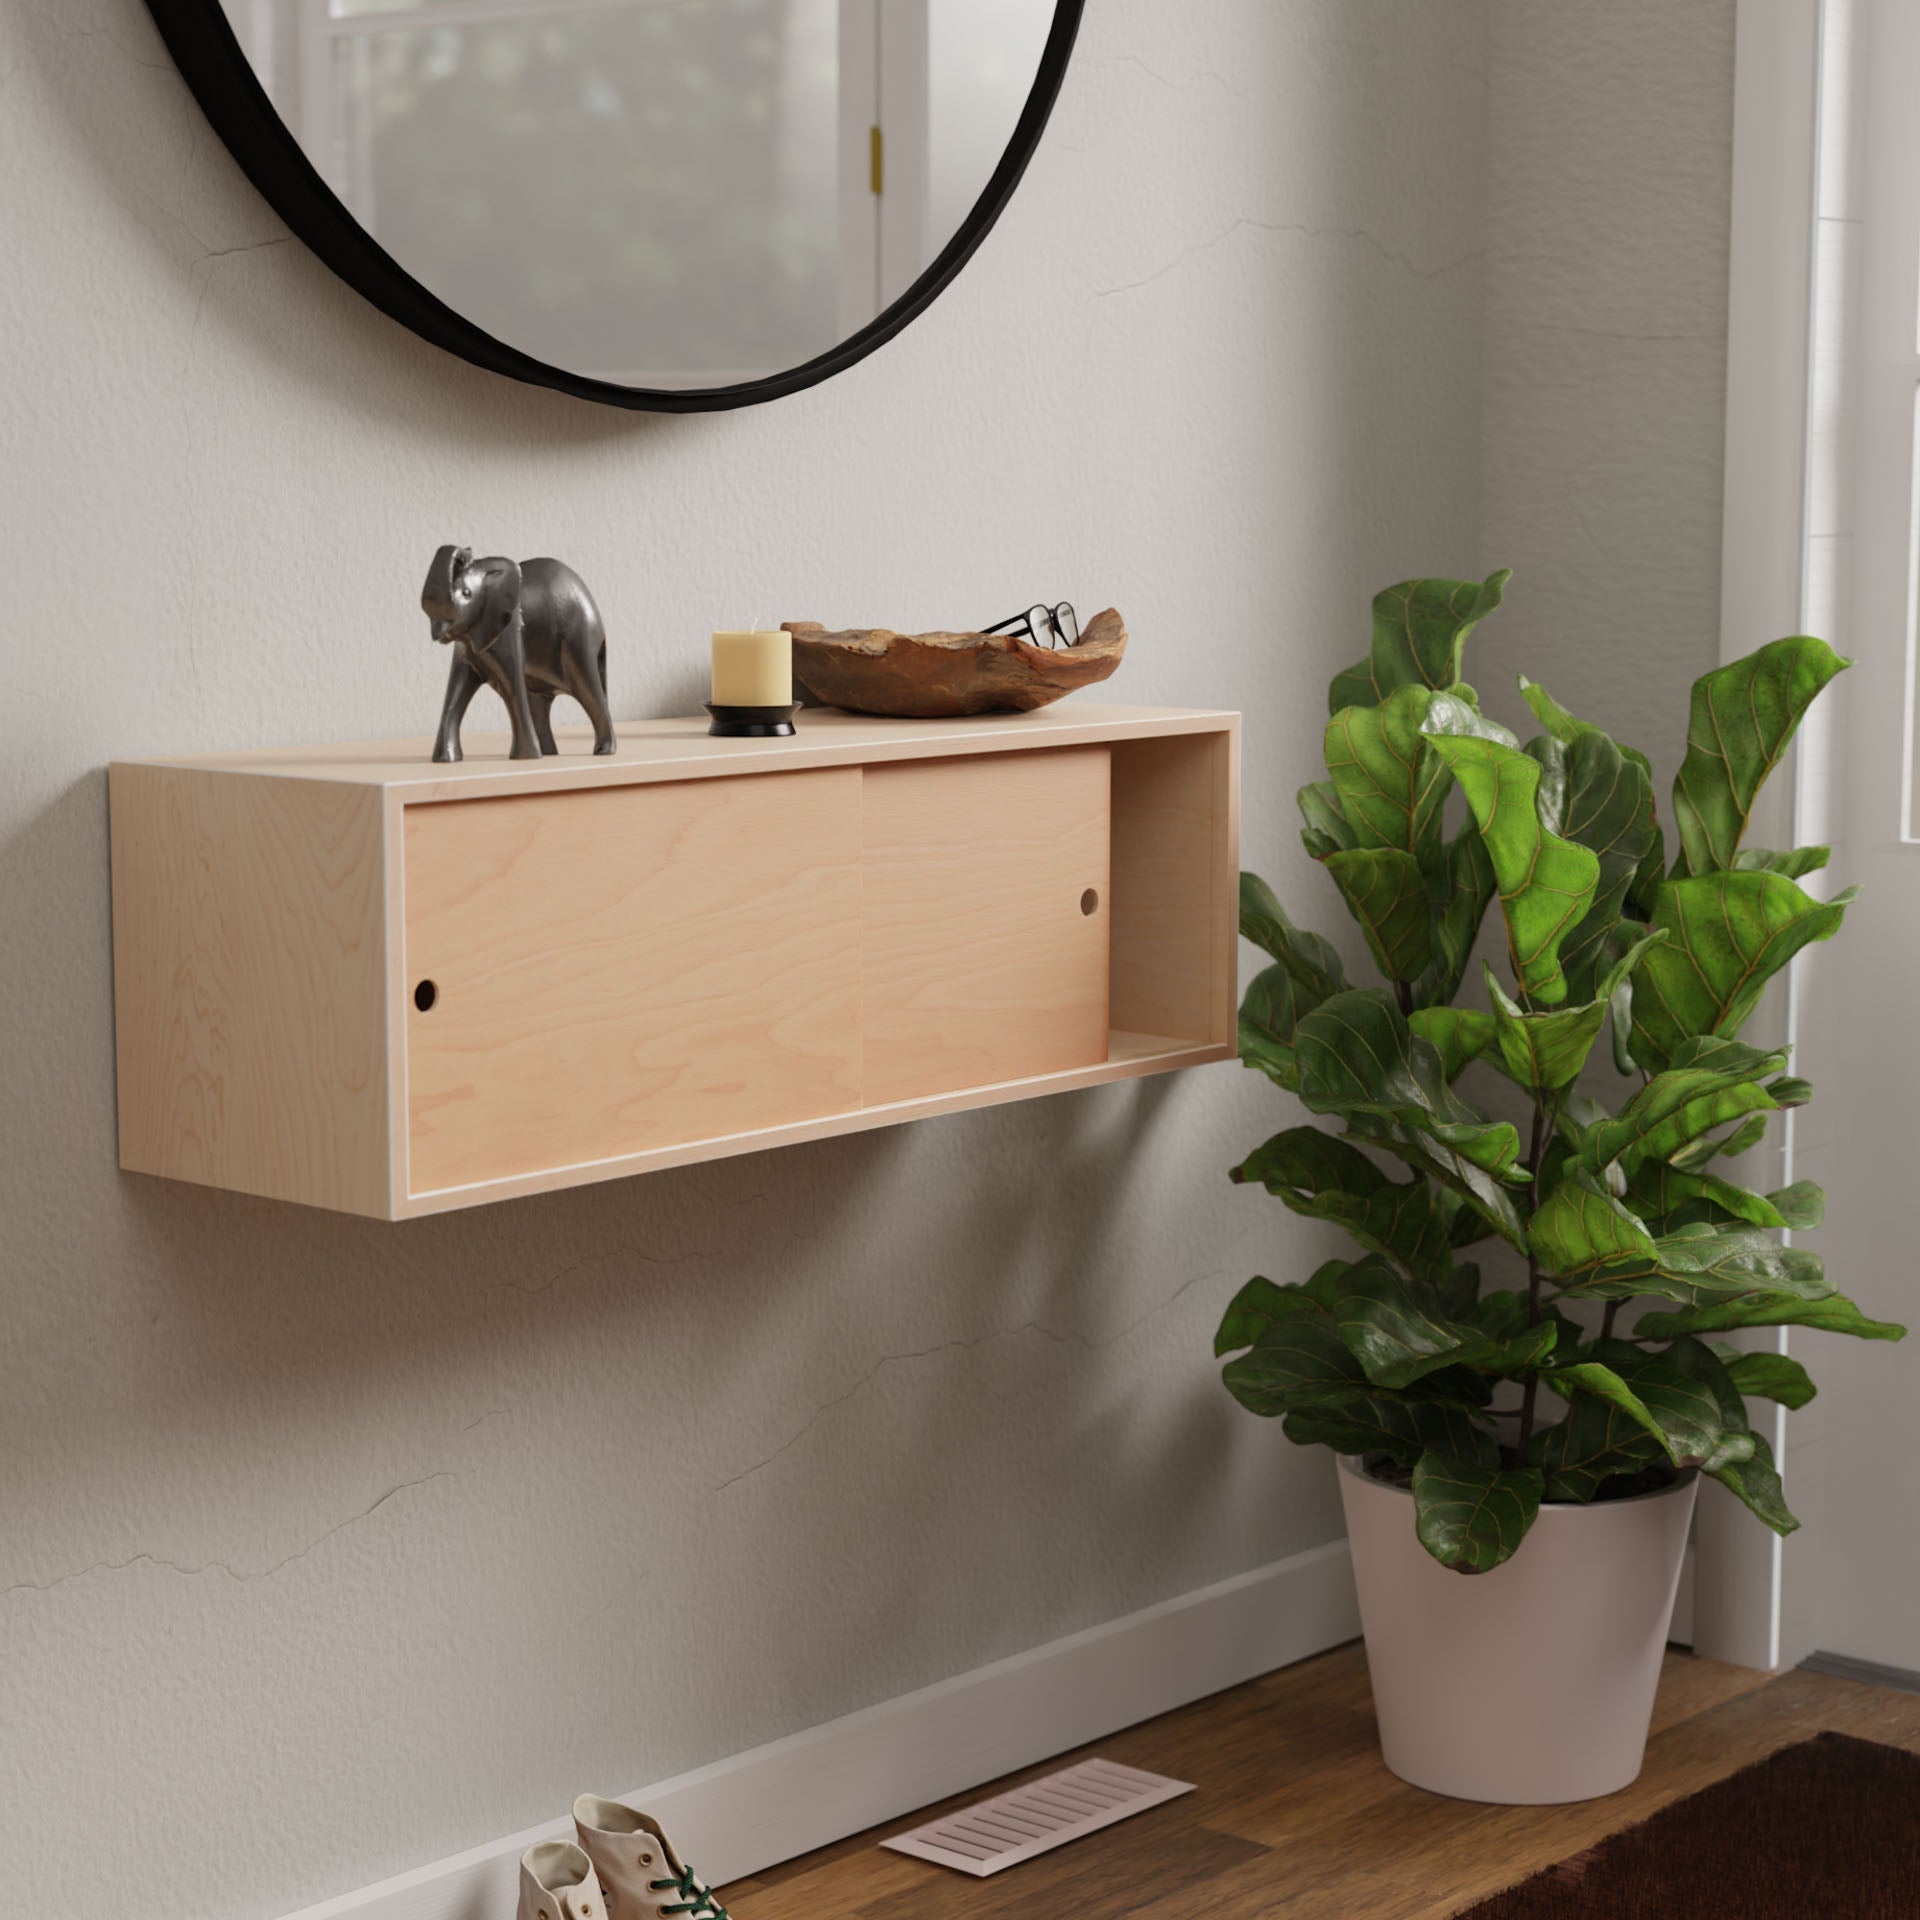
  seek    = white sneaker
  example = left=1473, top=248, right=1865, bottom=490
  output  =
left=573, top=1795, right=731, bottom=1919
left=518, top=1840, right=607, bottom=1920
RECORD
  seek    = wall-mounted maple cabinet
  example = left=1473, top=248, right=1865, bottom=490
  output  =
left=109, top=705, right=1238, bottom=1218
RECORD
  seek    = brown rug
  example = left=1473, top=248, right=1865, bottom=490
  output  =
left=1461, top=1733, right=1920, bottom=1918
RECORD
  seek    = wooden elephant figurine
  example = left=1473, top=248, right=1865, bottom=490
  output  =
left=421, top=545, right=615, bottom=763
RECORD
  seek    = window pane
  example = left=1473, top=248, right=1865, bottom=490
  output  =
left=330, top=1, right=845, bottom=385
left=927, top=0, right=1052, bottom=251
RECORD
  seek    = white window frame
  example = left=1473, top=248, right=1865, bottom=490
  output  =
left=1713, top=0, right=1920, bottom=1671
left=1707, top=0, right=1825, bottom=1673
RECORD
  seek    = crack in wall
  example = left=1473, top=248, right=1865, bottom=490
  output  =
left=1091, top=53, right=1246, bottom=100
left=713, top=1270, right=1225, bottom=1495
left=1, top=1470, right=467, bottom=1602
left=67, top=23, right=175, bottom=76
left=196, top=237, right=291, bottom=263
left=1090, top=218, right=1484, bottom=302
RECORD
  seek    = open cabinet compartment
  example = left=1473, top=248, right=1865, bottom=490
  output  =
left=110, top=705, right=1238, bottom=1219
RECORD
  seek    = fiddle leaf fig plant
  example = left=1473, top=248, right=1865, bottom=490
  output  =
left=1218, top=572, right=1904, bottom=1573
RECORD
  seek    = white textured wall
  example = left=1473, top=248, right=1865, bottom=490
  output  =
left=0, top=4, right=1491, bottom=1915
left=1474, top=1, right=1737, bottom=760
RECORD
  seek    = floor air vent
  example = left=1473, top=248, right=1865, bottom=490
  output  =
left=880, top=1757, right=1194, bottom=1877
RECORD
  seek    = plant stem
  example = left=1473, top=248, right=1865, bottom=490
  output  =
left=1601, top=1299, right=1622, bottom=1340
left=1395, top=978, right=1414, bottom=1018
left=1514, top=1096, right=1550, bottom=1464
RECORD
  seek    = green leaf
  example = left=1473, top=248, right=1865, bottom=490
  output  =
left=1672, top=1110, right=1770, bottom=1171
left=1218, top=1282, right=1371, bottom=1410
left=1529, top=1171, right=1660, bottom=1279
left=1482, top=931, right=1665, bottom=1092
left=1581, top=1037, right=1788, bottom=1175
left=1423, top=689, right=1522, bottom=750
left=1214, top=1276, right=1305, bottom=1358
left=1239, top=964, right=1303, bottom=1091
left=1293, top=991, right=1523, bottom=1177
left=1422, top=728, right=1602, bottom=1004
left=1526, top=735, right=1569, bottom=833
left=1768, top=1076, right=1814, bottom=1109
left=1232, top=1129, right=1451, bottom=1282
left=1679, top=1034, right=1794, bottom=1075
left=1638, top=1293, right=1907, bottom=1342
left=1438, top=1259, right=1484, bottom=1318
left=1473, top=1287, right=1582, bottom=1351
left=1723, top=1351, right=1817, bottom=1411
left=1655, top=1223, right=1829, bottom=1298
left=1412, top=1452, right=1543, bottom=1573
left=1607, top=928, right=1645, bottom=1076
left=1628, top=814, right=1669, bottom=922
left=1768, top=1181, right=1827, bottom=1230
left=1709, top=1429, right=1800, bottom=1535
left=1326, top=1259, right=1556, bottom=1390
left=1279, top=1400, right=1495, bottom=1468
left=1556, top=1339, right=1756, bottom=1473
left=1630, top=872, right=1852, bottom=1069
left=1573, top=1222, right=1832, bottom=1307
left=1518, top=683, right=1663, bottom=1004
left=1517, top=676, right=1590, bottom=747
left=1538, top=1359, right=1658, bottom=1419
left=1484, top=963, right=1605, bottom=1092
left=1298, top=781, right=1358, bottom=859
left=1321, top=848, right=1434, bottom=984
left=1626, top=1163, right=1787, bottom=1233
left=1554, top=1091, right=1611, bottom=1147
left=1324, top=685, right=1451, bottom=861
left=1672, top=636, right=1851, bottom=875
left=1344, top=1112, right=1529, bottom=1254
left=1529, top=1393, right=1667, bottom=1502
left=1218, top=1278, right=1498, bottom=1466
left=1736, top=846, right=1831, bottom=880
left=1325, top=1261, right=1480, bottom=1388
left=1329, top=571, right=1512, bottom=714
left=1672, top=1033, right=1794, bottom=1075
left=1408, top=1006, right=1497, bottom=1082
left=1561, top=747, right=1661, bottom=1003
left=1240, top=874, right=1349, bottom=1007
left=1414, top=824, right=1498, bottom=1010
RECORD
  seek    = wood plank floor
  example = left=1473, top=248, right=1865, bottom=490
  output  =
left=721, top=1643, right=1920, bottom=1918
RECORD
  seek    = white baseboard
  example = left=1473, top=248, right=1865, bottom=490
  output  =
left=282, top=1540, right=1360, bottom=1920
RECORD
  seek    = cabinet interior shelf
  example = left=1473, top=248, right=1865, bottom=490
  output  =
left=110, top=703, right=1240, bottom=1218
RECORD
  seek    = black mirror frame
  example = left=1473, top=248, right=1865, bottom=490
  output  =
left=142, top=0, right=1087, bottom=414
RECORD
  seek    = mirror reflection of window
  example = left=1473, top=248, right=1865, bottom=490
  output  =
left=333, top=0, right=844, bottom=387
left=218, top=0, right=1054, bottom=389
left=926, top=0, right=1051, bottom=263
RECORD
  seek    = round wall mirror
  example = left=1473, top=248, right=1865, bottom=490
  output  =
left=145, top=0, right=1084, bottom=411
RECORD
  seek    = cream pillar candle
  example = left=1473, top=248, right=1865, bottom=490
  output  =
left=711, top=628, right=792, bottom=707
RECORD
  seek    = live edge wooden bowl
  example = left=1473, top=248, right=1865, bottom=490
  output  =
left=783, top=607, right=1128, bottom=718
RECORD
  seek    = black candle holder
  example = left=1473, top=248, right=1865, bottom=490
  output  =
left=705, top=702, right=799, bottom=738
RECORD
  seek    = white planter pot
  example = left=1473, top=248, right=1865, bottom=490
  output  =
left=1337, top=1453, right=1698, bottom=1804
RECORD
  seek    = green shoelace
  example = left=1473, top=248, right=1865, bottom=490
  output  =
left=648, top=1863, right=729, bottom=1920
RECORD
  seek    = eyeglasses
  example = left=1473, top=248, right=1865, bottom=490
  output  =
left=982, top=601, right=1080, bottom=650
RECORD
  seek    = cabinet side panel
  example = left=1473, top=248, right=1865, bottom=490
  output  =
left=1109, top=731, right=1234, bottom=1046
left=109, top=766, right=392, bottom=1215
left=402, top=768, right=864, bottom=1195
left=862, top=747, right=1110, bottom=1107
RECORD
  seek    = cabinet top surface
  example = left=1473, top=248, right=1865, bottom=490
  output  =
left=111, top=702, right=1239, bottom=794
